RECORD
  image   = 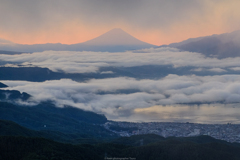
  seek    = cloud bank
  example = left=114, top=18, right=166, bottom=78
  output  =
left=2, top=74, right=240, bottom=119
left=1, top=48, right=240, bottom=74
left=1, top=49, right=240, bottom=121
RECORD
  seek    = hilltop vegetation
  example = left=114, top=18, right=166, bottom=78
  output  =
left=0, top=101, right=116, bottom=140
left=1, top=134, right=240, bottom=160
left=0, top=120, right=111, bottom=144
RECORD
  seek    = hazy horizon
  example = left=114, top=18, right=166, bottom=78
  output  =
left=1, top=0, right=240, bottom=45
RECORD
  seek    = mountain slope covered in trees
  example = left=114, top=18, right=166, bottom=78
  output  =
left=1, top=134, right=240, bottom=160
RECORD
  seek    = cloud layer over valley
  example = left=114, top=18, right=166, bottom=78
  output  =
left=1, top=49, right=240, bottom=122
left=1, top=48, right=240, bottom=74
left=2, top=74, right=240, bottom=120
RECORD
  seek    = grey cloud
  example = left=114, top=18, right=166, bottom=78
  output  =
left=1, top=48, right=240, bottom=73
left=230, top=67, right=240, bottom=71
left=191, top=67, right=227, bottom=72
left=2, top=74, right=240, bottom=118
left=0, top=0, right=216, bottom=33
left=208, top=68, right=227, bottom=72
left=100, top=71, right=114, bottom=74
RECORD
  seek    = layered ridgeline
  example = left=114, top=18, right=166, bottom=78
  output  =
left=0, top=67, right=135, bottom=82
left=166, top=30, right=240, bottom=58
left=0, top=28, right=155, bottom=52
left=2, top=29, right=240, bottom=57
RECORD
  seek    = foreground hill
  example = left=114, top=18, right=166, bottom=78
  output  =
left=0, top=101, right=115, bottom=139
left=1, top=134, right=240, bottom=160
left=0, top=120, right=110, bottom=144
left=167, top=30, right=240, bottom=58
left=0, top=86, right=116, bottom=140
left=0, top=120, right=42, bottom=137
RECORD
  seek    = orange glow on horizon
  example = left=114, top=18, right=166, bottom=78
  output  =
left=0, top=28, right=230, bottom=46
left=0, top=0, right=240, bottom=46
left=0, top=19, right=236, bottom=46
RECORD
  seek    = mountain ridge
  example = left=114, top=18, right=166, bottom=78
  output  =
left=0, top=28, right=155, bottom=52
left=82, top=28, right=153, bottom=46
left=164, top=30, right=240, bottom=58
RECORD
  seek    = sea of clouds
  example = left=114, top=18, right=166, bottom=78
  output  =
left=1, top=48, right=240, bottom=73
left=1, top=48, right=240, bottom=120
left=2, top=74, right=240, bottom=119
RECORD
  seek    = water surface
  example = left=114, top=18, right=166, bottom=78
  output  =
left=111, top=103, right=240, bottom=124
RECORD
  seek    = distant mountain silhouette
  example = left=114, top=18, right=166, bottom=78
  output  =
left=82, top=28, right=153, bottom=46
left=0, top=28, right=155, bottom=53
left=165, top=30, right=240, bottom=58
left=0, top=50, right=23, bottom=55
left=0, top=89, right=31, bottom=101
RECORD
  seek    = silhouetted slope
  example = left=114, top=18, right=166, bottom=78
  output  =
left=0, top=120, right=111, bottom=144
left=167, top=30, right=240, bottom=58
left=0, top=89, right=31, bottom=101
left=0, top=82, right=7, bottom=88
left=82, top=28, right=154, bottom=46
left=0, top=28, right=155, bottom=52
left=0, top=136, right=102, bottom=160
left=0, top=50, right=23, bottom=55
left=0, top=67, right=63, bottom=82
left=0, top=120, right=42, bottom=137
left=0, top=101, right=114, bottom=139
left=1, top=135, right=240, bottom=160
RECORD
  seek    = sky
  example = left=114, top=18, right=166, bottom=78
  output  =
left=0, top=0, right=240, bottom=45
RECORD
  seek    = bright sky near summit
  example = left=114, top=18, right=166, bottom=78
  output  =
left=0, top=0, right=240, bottom=45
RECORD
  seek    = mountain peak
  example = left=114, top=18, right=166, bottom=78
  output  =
left=110, top=28, right=124, bottom=31
left=82, top=28, right=154, bottom=47
left=107, top=28, right=127, bottom=34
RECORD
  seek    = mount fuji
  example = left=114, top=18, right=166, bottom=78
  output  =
left=82, top=28, right=153, bottom=46
left=0, top=28, right=155, bottom=53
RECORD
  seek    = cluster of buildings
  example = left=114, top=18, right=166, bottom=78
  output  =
left=104, top=122, right=240, bottom=143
